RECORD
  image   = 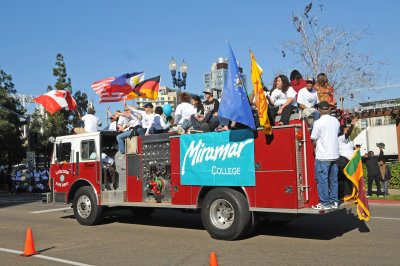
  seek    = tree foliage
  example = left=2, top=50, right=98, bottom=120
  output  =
left=282, top=3, right=385, bottom=100
left=0, top=68, right=26, bottom=166
left=31, top=53, right=88, bottom=157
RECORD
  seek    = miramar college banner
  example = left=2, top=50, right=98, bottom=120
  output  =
left=180, top=129, right=255, bottom=186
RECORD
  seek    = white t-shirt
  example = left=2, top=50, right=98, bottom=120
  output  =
left=82, top=114, right=101, bottom=133
left=270, top=87, right=297, bottom=107
left=117, top=116, right=131, bottom=132
left=338, top=135, right=355, bottom=160
left=128, top=107, right=154, bottom=129
left=297, top=88, right=319, bottom=108
left=175, top=102, right=196, bottom=124
left=128, top=113, right=142, bottom=128
left=108, top=121, right=117, bottom=131
left=311, top=114, right=340, bottom=160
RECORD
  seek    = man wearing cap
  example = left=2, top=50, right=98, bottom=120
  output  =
left=201, top=88, right=220, bottom=132
left=76, top=108, right=102, bottom=133
left=297, top=77, right=321, bottom=121
left=126, top=102, right=154, bottom=136
left=311, top=101, right=340, bottom=210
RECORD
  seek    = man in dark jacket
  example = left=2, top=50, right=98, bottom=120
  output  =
left=362, top=146, right=384, bottom=197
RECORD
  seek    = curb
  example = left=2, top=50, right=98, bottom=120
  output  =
left=369, top=200, right=400, bottom=205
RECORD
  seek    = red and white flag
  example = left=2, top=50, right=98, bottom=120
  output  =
left=33, top=90, right=77, bottom=114
left=91, top=77, right=115, bottom=94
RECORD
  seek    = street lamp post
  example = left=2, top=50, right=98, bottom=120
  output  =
left=169, top=57, right=188, bottom=95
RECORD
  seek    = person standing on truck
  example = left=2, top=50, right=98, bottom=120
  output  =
left=362, top=146, right=384, bottom=197
left=75, top=108, right=102, bottom=134
left=337, top=116, right=358, bottom=198
left=311, top=101, right=340, bottom=210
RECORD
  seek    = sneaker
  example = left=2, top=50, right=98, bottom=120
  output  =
left=331, top=202, right=339, bottom=209
left=312, top=203, right=332, bottom=210
left=378, top=195, right=384, bottom=198
left=118, top=153, right=125, bottom=160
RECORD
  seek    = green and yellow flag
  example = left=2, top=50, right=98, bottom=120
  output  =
left=343, top=149, right=370, bottom=221
left=250, top=49, right=272, bottom=135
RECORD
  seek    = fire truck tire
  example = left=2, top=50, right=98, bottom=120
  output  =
left=201, top=188, right=250, bottom=240
left=131, top=207, right=155, bottom=218
left=73, top=186, right=103, bottom=226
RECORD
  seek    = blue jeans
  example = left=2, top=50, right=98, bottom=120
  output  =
left=218, top=116, right=229, bottom=127
left=182, top=118, right=192, bottom=130
left=116, top=130, right=132, bottom=154
left=137, top=128, right=146, bottom=136
left=314, top=160, right=338, bottom=206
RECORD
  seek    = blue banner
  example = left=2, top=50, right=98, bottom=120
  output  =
left=180, top=129, right=255, bottom=186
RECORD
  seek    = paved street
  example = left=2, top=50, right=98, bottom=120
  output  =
left=0, top=193, right=399, bottom=265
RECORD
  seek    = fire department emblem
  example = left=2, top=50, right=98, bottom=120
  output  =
left=60, top=174, right=65, bottom=183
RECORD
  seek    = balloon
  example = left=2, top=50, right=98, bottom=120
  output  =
left=163, top=104, right=172, bottom=116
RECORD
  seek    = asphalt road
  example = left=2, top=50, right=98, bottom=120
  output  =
left=0, top=193, right=399, bottom=265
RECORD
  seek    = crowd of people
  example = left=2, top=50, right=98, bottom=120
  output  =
left=0, top=168, right=50, bottom=193
left=69, top=69, right=392, bottom=202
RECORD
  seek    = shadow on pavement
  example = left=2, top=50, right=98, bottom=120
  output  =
left=0, top=193, right=42, bottom=209
left=254, top=209, right=369, bottom=240
left=61, top=207, right=368, bottom=240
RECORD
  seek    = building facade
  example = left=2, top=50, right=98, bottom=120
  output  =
left=355, top=98, right=400, bottom=129
left=204, top=57, right=248, bottom=98
left=135, top=86, right=202, bottom=110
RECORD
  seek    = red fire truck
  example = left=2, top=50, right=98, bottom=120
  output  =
left=49, top=119, right=351, bottom=240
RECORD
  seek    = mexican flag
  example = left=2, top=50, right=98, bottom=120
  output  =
left=343, top=149, right=370, bottom=221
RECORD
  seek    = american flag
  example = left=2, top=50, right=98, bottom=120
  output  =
left=91, top=77, right=115, bottom=94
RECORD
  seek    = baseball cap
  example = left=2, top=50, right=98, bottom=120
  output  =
left=306, top=77, right=315, bottom=83
left=319, top=101, right=330, bottom=110
left=144, top=103, right=153, bottom=108
left=203, top=88, right=212, bottom=94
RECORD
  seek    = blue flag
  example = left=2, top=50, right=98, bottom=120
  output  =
left=218, top=43, right=256, bottom=130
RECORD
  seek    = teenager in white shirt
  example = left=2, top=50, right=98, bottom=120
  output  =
left=116, top=108, right=141, bottom=155
left=175, top=92, right=196, bottom=125
left=310, top=101, right=340, bottom=210
left=146, top=106, right=170, bottom=134
left=266, top=75, right=297, bottom=125
left=126, top=102, right=154, bottom=136
left=337, top=116, right=358, bottom=198
left=297, top=77, right=321, bottom=120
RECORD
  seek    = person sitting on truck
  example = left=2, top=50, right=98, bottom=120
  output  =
left=180, top=95, right=204, bottom=133
left=175, top=92, right=197, bottom=133
left=266, top=75, right=298, bottom=126
left=75, top=107, right=102, bottom=134
left=310, top=101, right=340, bottom=210
left=314, top=73, right=337, bottom=108
left=199, top=88, right=220, bottom=132
left=104, top=107, right=120, bottom=131
left=102, top=155, right=117, bottom=190
left=116, top=107, right=142, bottom=156
left=125, top=102, right=155, bottom=136
left=146, top=106, right=170, bottom=135
left=337, top=116, right=358, bottom=199
left=297, top=77, right=320, bottom=122
left=289, top=70, right=307, bottom=94
left=362, top=146, right=384, bottom=197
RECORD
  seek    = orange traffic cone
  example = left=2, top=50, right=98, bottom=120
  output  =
left=20, top=228, right=39, bottom=256
left=210, top=252, right=218, bottom=266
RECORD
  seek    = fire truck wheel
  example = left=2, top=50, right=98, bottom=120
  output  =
left=201, top=188, right=250, bottom=240
left=73, top=186, right=103, bottom=226
left=131, top=207, right=155, bottom=218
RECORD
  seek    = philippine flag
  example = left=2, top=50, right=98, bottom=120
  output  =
left=33, top=90, right=77, bottom=114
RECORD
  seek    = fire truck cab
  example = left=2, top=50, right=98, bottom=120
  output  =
left=50, top=121, right=351, bottom=240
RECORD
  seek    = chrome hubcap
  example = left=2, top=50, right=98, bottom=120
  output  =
left=77, top=195, right=91, bottom=218
left=210, top=199, right=234, bottom=229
